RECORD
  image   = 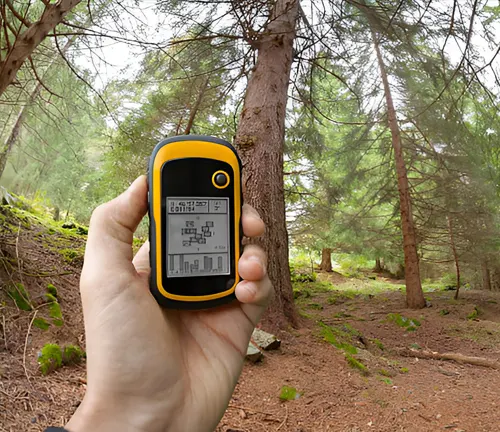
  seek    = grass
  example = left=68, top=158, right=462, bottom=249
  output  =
left=346, top=354, right=369, bottom=374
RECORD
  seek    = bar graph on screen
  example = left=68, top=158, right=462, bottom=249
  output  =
left=168, top=253, right=227, bottom=276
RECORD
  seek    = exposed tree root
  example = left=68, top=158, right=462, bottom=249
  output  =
left=399, top=349, right=500, bottom=369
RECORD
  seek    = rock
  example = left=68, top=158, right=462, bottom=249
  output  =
left=246, top=342, right=263, bottom=362
left=252, top=328, right=281, bottom=351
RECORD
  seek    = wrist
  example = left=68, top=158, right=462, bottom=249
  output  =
left=66, top=393, right=170, bottom=432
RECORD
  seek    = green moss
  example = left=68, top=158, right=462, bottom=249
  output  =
left=440, top=309, right=450, bottom=316
left=62, top=345, right=85, bottom=365
left=49, top=302, right=63, bottom=327
left=293, top=287, right=312, bottom=299
left=379, top=377, right=393, bottom=385
left=378, top=369, right=392, bottom=377
left=372, top=338, right=385, bottom=350
left=386, top=313, right=421, bottom=331
left=45, top=293, right=57, bottom=303
left=399, top=367, right=409, bottom=374
left=279, top=386, right=301, bottom=401
left=327, top=291, right=358, bottom=305
left=345, top=354, right=368, bottom=374
left=38, top=343, right=62, bottom=375
left=319, top=323, right=358, bottom=355
left=33, top=318, right=50, bottom=331
left=333, top=311, right=352, bottom=318
left=46, top=284, right=58, bottom=298
left=7, top=283, right=33, bottom=311
left=307, top=303, right=323, bottom=310
left=409, top=343, right=421, bottom=350
left=59, top=248, right=83, bottom=264
left=467, top=306, right=480, bottom=320
left=298, top=310, right=313, bottom=319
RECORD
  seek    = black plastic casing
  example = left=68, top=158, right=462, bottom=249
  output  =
left=147, top=135, right=243, bottom=310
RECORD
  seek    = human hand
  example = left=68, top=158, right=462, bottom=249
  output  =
left=66, top=176, right=272, bottom=432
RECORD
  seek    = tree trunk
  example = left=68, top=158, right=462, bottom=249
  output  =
left=374, top=258, right=383, bottom=273
left=234, top=0, right=299, bottom=329
left=482, top=262, right=491, bottom=291
left=371, top=30, right=425, bottom=309
left=0, top=0, right=82, bottom=97
left=184, top=77, right=209, bottom=135
left=0, top=14, right=90, bottom=179
left=319, top=248, right=333, bottom=272
left=0, top=108, right=25, bottom=177
left=446, top=215, right=461, bottom=299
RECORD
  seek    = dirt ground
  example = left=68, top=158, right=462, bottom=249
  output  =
left=218, top=286, right=500, bottom=432
left=1, top=214, right=500, bottom=431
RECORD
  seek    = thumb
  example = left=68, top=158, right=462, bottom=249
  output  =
left=84, top=176, right=148, bottom=273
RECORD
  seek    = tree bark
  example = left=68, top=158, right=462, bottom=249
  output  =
left=0, top=0, right=82, bottom=97
left=371, top=30, right=425, bottom=309
left=482, top=262, right=491, bottom=291
left=319, top=248, right=333, bottom=272
left=447, top=215, right=461, bottom=300
left=234, top=0, right=299, bottom=329
left=374, top=258, right=383, bottom=273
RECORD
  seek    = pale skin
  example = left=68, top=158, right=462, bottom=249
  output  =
left=66, top=176, right=272, bottom=432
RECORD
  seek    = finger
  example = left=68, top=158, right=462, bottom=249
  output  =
left=84, top=176, right=148, bottom=271
left=238, top=244, right=266, bottom=281
left=133, top=241, right=151, bottom=278
left=235, top=276, right=273, bottom=326
left=242, top=204, right=265, bottom=238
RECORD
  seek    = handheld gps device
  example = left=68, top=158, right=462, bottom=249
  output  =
left=148, top=135, right=243, bottom=309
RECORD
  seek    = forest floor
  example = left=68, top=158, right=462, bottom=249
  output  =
left=1, top=205, right=500, bottom=431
